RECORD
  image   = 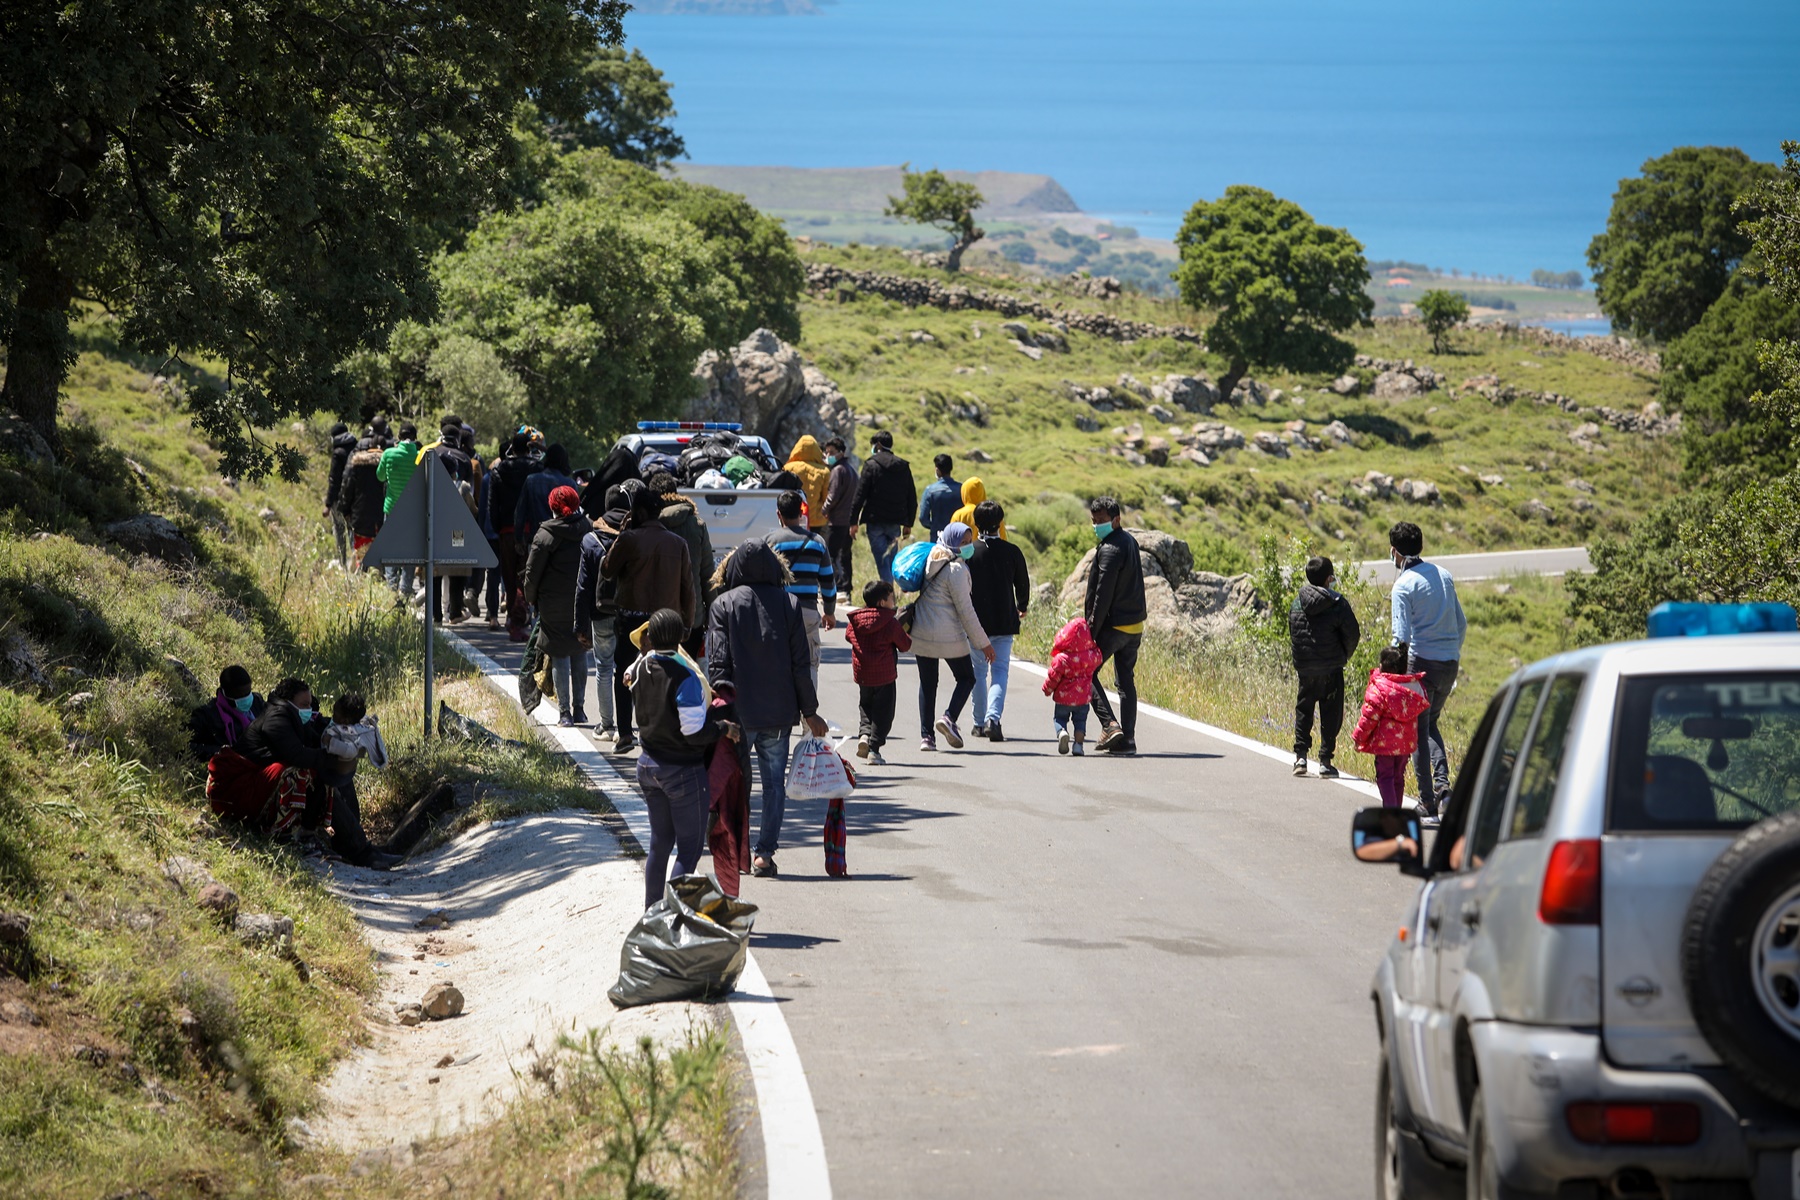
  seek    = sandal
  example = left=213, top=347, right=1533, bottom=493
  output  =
left=751, top=856, right=779, bottom=878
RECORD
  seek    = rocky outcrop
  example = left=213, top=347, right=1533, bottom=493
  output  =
left=104, top=515, right=195, bottom=565
left=1058, top=529, right=1259, bottom=635
left=1150, top=374, right=1220, bottom=413
left=1354, top=354, right=1447, bottom=393
left=806, top=263, right=1201, bottom=345
left=686, top=329, right=856, bottom=458
left=1457, top=376, right=1680, bottom=438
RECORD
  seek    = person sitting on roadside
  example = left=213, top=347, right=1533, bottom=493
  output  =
left=317, top=692, right=398, bottom=867
left=783, top=435, right=832, bottom=532
left=950, top=476, right=1008, bottom=540
left=208, top=678, right=397, bottom=869
left=524, top=486, right=595, bottom=728
left=1289, top=554, right=1361, bottom=779
left=189, top=664, right=265, bottom=761
left=602, top=484, right=695, bottom=754
left=918, top=453, right=961, bottom=543
left=627, top=608, right=740, bottom=908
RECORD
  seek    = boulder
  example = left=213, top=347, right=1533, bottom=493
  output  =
left=687, top=329, right=857, bottom=456
left=160, top=856, right=216, bottom=893
left=0, top=912, right=30, bottom=945
left=1177, top=447, right=1212, bottom=467
left=0, top=411, right=55, bottom=465
left=1330, top=374, right=1360, bottom=396
left=1131, top=529, right=1194, bottom=584
left=421, top=982, right=465, bottom=1020
left=1320, top=420, right=1354, bottom=446
left=1143, top=436, right=1170, bottom=467
left=234, top=912, right=295, bottom=946
left=1360, top=471, right=1396, bottom=500
left=1572, top=497, right=1596, bottom=513
left=1000, top=321, right=1032, bottom=341
left=1074, top=416, right=1100, bottom=433
left=1479, top=473, right=1505, bottom=487
left=196, top=883, right=239, bottom=926
left=1567, top=477, right=1595, bottom=494
left=1151, top=374, right=1219, bottom=414
left=1147, top=403, right=1177, bottom=424
left=1251, top=431, right=1290, bottom=458
left=1568, top=422, right=1605, bottom=452
left=1373, top=370, right=1423, bottom=400
left=1115, top=373, right=1151, bottom=399
left=1117, top=422, right=1145, bottom=449
left=1397, top=479, right=1440, bottom=505
left=1191, top=422, right=1245, bottom=454
left=1, top=635, right=50, bottom=690
left=104, top=515, right=195, bottom=565
left=1519, top=498, right=1556, bottom=523
left=394, top=1002, right=424, bottom=1027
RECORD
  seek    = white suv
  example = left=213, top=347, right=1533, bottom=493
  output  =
left=1354, top=610, right=1800, bottom=1200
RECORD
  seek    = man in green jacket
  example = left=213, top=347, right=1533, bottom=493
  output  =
left=376, top=423, right=421, bottom=593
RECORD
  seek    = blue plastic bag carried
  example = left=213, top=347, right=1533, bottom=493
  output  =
left=891, top=540, right=933, bottom=593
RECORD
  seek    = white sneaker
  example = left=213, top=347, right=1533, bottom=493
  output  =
left=856, top=735, right=871, bottom=760
left=1057, top=726, right=1071, bottom=755
left=869, top=749, right=887, bottom=766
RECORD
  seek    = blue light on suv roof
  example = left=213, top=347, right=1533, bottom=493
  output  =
left=1646, top=601, right=1799, bottom=639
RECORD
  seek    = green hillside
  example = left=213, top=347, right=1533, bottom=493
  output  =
left=672, top=164, right=1080, bottom=217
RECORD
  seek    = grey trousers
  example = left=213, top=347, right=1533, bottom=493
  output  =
left=1409, top=657, right=1459, bottom=812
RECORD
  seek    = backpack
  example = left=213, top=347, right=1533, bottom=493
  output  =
left=891, top=540, right=933, bottom=593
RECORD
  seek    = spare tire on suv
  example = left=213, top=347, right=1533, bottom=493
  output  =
left=1681, top=809, right=1800, bottom=1108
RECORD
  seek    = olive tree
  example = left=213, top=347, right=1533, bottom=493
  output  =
left=885, top=167, right=985, bottom=272
left=0, top=0, right=626, bottom=478
left=1174, top=186, right=1373, bottom=401
left=1416, top=289, right=1471, bottom=354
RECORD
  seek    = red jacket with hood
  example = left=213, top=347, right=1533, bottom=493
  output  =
left=1043, top=618, right=1104, bottom=706
left=846, top=606, right=911, bottom=687
left=1353, top=669, right=1432, bottom=756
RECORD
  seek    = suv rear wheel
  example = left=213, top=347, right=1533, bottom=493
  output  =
left=1682, top=809, right=1800, bottom=1108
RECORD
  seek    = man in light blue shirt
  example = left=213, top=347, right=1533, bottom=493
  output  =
left=1388, top=521, right=1467, bottom=824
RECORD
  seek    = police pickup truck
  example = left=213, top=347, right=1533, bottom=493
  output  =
left=1352, top=601, right=1800, bottom=1200
left=616, top=422, right=786, bottom=564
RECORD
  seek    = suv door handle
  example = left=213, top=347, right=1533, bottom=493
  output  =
left=1460, top=905, right=1481, bottom=929
left=1425, top=913, right=1442, bottom=933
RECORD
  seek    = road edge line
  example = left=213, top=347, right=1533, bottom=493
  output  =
left=1009, top=659, right=1386, bottom=803
left=439, top=628, right=833, bottom=1200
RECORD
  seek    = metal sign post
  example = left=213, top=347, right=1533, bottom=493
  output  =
left=359, top=454, right=497, bottom=741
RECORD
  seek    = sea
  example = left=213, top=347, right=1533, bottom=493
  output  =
left=626, top=0, right=1800, bottom=281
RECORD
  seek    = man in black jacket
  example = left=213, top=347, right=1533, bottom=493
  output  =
left=337, top=436, right=387, bottom=564
left=966, top=500, right=1030, bottom=741
left=488, top=431, right=543, bottom=640
left=707, top=541, right=830, bottom=879
left=1084, top=497, right=1147, bottom=755
left=323, top=423, right=358, bottom=566
left=1289, top=555, right=1361, bottom=779
left=848, top=431, right=917, bottom=585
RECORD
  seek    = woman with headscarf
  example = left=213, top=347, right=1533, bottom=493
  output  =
left=524, top=485, right=595, bottom=727
left=783, top=435, right=831, bottom=530
left=908, top=522, right=995, bottom=752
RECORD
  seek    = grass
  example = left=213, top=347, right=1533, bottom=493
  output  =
left=0, top=314, right=737, bottom=1197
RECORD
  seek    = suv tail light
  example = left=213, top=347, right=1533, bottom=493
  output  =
left=1539, top=839, right=1602, bottom=924
left=1566, top=1102, right=1700, bottom=1145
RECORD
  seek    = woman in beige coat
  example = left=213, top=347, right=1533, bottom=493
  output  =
left=910, top=522, right=996, bottom=751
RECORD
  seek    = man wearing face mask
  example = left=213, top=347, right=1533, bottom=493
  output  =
left=1387, top=521, right=1466, bottom=823
left=821, top=436, right=858, bottom=604
left=1085, top=497, right=1146, bottom=756
left=189, top=664, right=267, bottom=761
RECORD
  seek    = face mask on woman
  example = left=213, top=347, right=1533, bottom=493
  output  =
left=294, top=707, right=314, bottom=723
left=959, top=543, right=975, bottom=561
left=233, top=694, right=255, bottom=712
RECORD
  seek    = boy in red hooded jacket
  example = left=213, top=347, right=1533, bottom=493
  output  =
left=1353, top=644, right=1433, bottom=814
left=846, top=579, right=911, bottom=766
left=1042, top=617, right=1104, bottom=756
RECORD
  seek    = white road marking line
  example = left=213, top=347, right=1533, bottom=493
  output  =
left=441, top=629, right=833, bottom=1199
left=1010, top=659, right=1385, bottom=803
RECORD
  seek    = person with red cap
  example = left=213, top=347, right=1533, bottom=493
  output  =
left=524, top=485, right=595, bottom=726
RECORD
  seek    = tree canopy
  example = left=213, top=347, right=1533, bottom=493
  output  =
left=535, top=47, right=687, bottom=167
left=885, top=168, right=985, bottom=272
left=1174, top=186, right=1373, bottom=401
left=1661, top=275, right=1800, bottom=480
left=0, top=0, right=627, bottom=479
left=1416, top=290, right=1470, bottom=354
left=1585, top=146, right=1775, bottom=344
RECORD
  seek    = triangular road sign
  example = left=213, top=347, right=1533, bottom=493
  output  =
left=360, top=454, right=498, bottom=570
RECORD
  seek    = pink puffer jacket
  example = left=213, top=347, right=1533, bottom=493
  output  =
left=1353, top=669, right=1431, bottom=756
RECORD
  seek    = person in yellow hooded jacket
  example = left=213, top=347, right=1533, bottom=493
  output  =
left=784, top=435, right=831, bottom=530
left=949, top=477, right=1008, bottom=540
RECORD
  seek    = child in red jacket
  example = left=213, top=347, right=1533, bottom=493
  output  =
left=1354, top=644, right=1433, bottom=811
left=846, top=580, right=911, bottom=766
left=1042, top=617, right=1103, bottom=755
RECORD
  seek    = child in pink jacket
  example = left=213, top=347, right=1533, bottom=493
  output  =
left=1042, top=617, right=1104, bottom=755
left=1353, top=644, right=1432, bottom=809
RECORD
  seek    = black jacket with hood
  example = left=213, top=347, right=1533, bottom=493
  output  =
left=488, top=452, right=542, bottom=534
left=337, top=444, right=387, bottom=538
left=849, top=447, right=917, bottom=526
left=325, top=429, right=358, bottom=511
left=706, top=541, right=819, bottom=731
left=1289, top=584, right=1361, bottom=673
left=1085, top=527, right=1147, bottom=633
left=525, top=512, right=594, bottom=658
left=239, top=698, right=326, bottom=771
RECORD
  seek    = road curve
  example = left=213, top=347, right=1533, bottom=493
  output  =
left=1353, top=544, right=1591, bottom=586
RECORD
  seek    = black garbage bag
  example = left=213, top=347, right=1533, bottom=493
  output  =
left=608, top=874, right=758, bottom=1008
left=517, top=618, right=546, bottom=715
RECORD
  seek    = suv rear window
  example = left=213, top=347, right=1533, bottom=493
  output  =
left=1610, top=673, right=1800, bottom=831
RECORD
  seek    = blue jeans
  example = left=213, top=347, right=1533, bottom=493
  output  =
left=636, top=751, right=710, bottom=908
left=866, top=524, right=905, bottom=584
left=1409, top=657, right=1459, bottom=812
left=969, top=634, right=1014, bottom=725
left=588, top=616, right=617, bottom=730
left=740, top=726, right=793, bottom=860
left=552, top=650, right=589, bottom=721
left=1054, top=703, right=1089, bottom=738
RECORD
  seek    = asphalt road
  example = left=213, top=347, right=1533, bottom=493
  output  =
left=1353, top=545, right=1591, bottom=586
left=460, top=611, right=1429, bottom=1199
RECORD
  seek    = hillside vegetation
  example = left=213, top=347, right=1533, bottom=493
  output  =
left=0, top=320, right=733, bottom=1197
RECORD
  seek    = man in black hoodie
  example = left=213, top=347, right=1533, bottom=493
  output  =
left=848, top=431, right=917, bottom=585
left=1085, top=496, right=1147, bottom=756
left=707, top=541, right=830, bottom=879
left=1288, top=555, right=1361, bottom=779
left=337, top=434, right=387, bottom=564
left=488, top=431, right=543, bottom=641
left=323, top=423, right=358, bottom=566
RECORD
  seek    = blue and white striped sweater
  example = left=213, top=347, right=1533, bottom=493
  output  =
left=766, top=525, right=836, bottom=612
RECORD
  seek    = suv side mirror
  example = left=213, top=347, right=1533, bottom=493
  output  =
left=1350, top=807, right=1431, bottom=877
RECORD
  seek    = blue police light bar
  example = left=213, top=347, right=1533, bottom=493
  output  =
left=636, top=421, right=742, bottom=432
left=1647, top=601, right=1799, bottom=639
